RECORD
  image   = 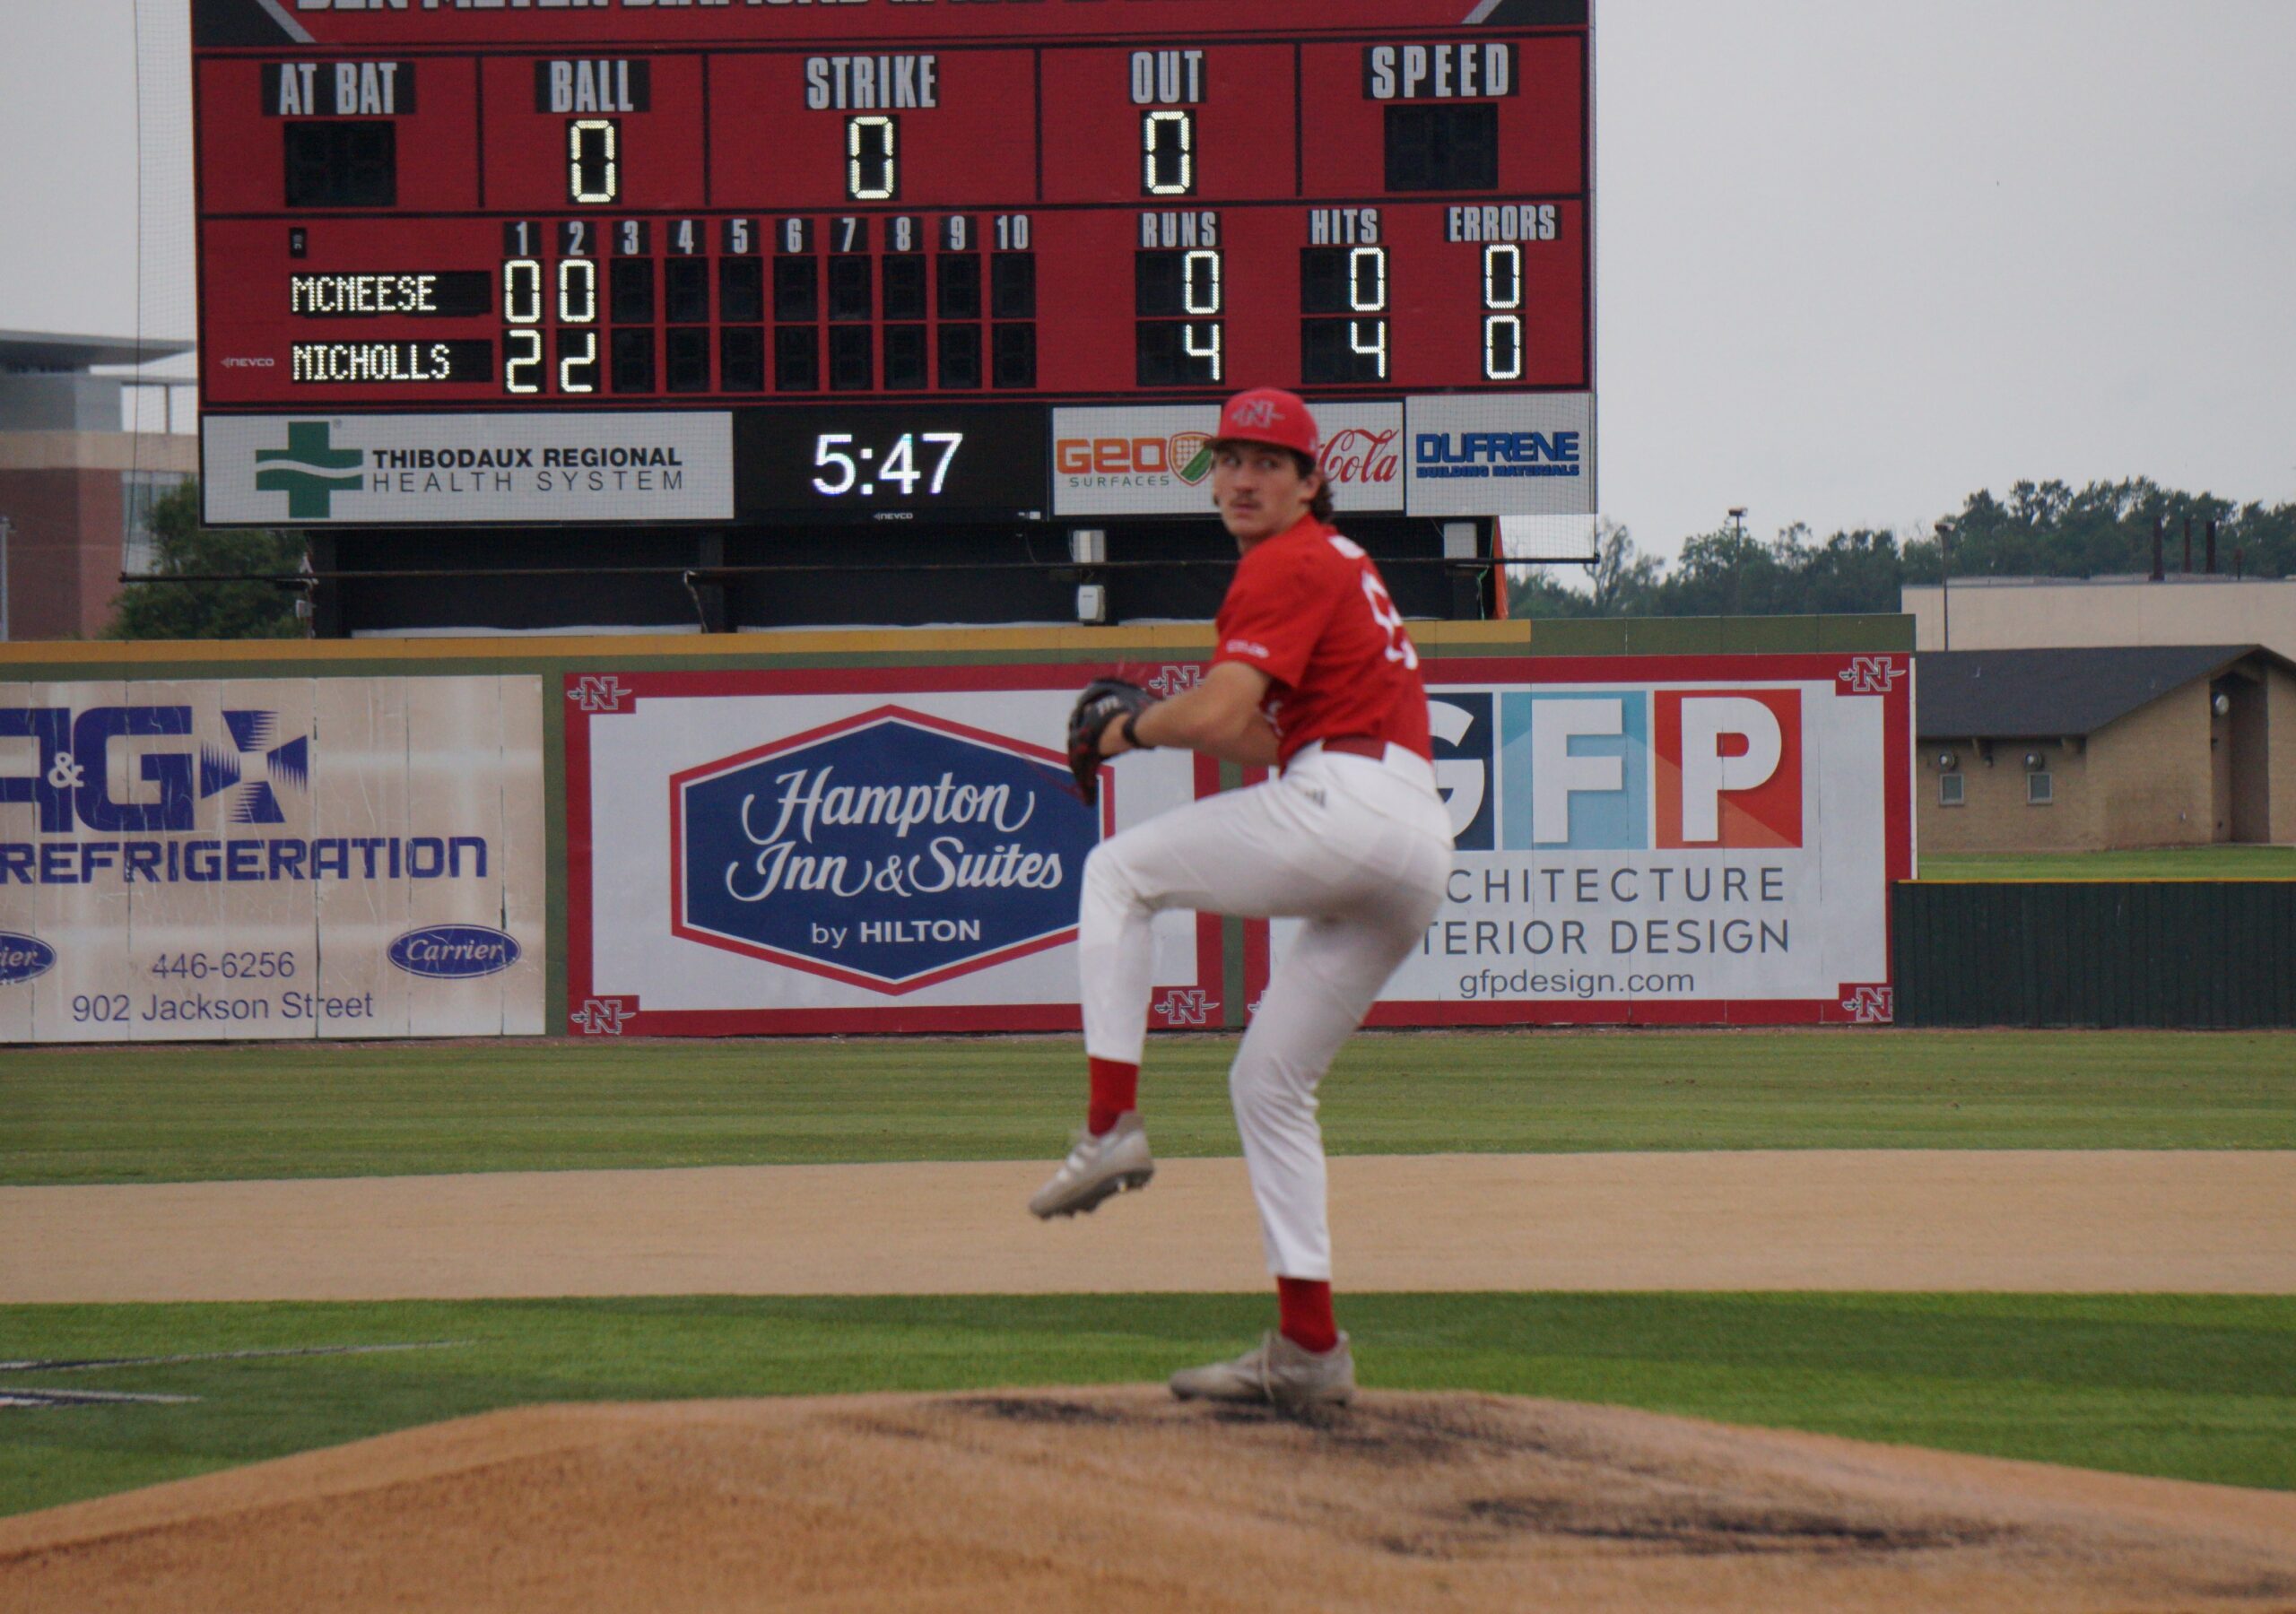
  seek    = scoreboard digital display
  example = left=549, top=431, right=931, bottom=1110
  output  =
left=192, top=0, right=1592, bottom=528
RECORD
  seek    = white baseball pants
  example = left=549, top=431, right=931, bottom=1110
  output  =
left=1079, top=742, right=1455, bottom=1280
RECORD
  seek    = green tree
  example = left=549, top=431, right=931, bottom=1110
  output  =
left=105, top=482, right=306, bottom=641
left=1519, top=476, right=2293, bottom=622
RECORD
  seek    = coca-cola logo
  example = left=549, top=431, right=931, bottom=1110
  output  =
left=1319, top=427, right=1401, bottom=487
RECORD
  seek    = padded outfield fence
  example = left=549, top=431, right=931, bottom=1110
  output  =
left=0, top=615, right=1918, bottom=1042
left=1892, top=881, right=2296, bottom=1029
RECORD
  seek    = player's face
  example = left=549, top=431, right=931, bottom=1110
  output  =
left=1212, top=444, right=1320, bottom=547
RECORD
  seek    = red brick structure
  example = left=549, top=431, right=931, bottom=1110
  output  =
left=0, top=331, right=196, bottom=641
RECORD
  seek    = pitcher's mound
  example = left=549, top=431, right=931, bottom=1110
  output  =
left=4, top=1390, right=2294, bottom=1612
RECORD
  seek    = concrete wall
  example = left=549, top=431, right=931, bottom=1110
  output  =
left=1918, top=735, right=2094, bottom=855
left=2092, top=683, right=2216, bottom=848
left=2227, top=673, right=2269, bottom=843
left=2272, top=664, right=2296, bottom=844
left=1906, top=577, right=2296, bottom=660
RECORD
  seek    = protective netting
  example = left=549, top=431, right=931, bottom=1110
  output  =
left=131, top=0, right=196, bottom=443
left=1500, top=513, right=1601, bottom=564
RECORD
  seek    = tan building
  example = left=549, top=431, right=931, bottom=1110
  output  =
left=1917, top=645, right=2296, bottom=853
left=1905, top=575, right=2296, bottom=660
left=0, top=331, right=197, bottom=641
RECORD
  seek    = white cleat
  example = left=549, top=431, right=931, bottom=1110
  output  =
left=1028, top=1111, right=1154, bottom=1219
left=1170, top=1332, right=1356, bottom=1409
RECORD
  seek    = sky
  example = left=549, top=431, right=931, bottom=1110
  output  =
left=3, top=0, right=2291, bottom=568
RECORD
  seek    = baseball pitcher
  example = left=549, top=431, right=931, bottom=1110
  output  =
left=1035, top=386, right=1455, bottom=1409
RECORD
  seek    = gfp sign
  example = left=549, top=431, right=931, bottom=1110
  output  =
left=670, top=707, right=1101, bottom=994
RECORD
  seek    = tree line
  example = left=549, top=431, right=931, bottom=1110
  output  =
left=1510, top=478, right=2296, bottom=620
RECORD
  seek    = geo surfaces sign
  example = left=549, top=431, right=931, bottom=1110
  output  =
left=670, top=707, right=1101, bottom=994
left=1050, top=403, right=1405, bottom=517
left=201, top=412, right=735, bottom=525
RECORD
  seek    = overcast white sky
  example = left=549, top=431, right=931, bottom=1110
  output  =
left=3, top=0, right=2291, bottom=565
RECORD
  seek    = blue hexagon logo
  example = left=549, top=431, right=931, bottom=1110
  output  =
left=670, top=706, right=1105, bottom=994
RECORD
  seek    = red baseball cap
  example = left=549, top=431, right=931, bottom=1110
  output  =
left=1212, top=386, right=1321, bottom=459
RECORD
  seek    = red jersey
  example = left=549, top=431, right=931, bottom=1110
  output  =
left=1212, top=515, right=1433, bottom=768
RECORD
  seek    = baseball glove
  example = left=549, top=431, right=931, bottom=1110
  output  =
left=1065, top=677, right=1155, bottom=805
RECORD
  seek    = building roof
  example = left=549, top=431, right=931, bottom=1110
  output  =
left=1917, top=645, right=2294, bottom=738
left=0, top=331, right=194, bottom=373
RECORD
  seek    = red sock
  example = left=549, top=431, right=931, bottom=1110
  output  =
left=1086, top=1057, right=1139, bottom=1136
left=1277, top=1278, right=1338, bottom=1355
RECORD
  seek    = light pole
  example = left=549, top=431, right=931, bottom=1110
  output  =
left=1935, top=521, right=1952, bottom=652
left=1727, top=507, right=1747, bottom=542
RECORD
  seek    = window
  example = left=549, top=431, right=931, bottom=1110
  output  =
left=1939, top=773, right=1964, bottom=807
left=2027, top=772, right=2053, bottom=805
left=122, top=471, right=189, bottom=576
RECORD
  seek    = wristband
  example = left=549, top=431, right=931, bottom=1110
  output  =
left=1120, top=710, right=1155, bottom=751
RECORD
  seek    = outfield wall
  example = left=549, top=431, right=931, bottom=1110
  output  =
left=1895, top=881, right=2296, bottom=1028
left=0, top=614, right=1915, bottom=1042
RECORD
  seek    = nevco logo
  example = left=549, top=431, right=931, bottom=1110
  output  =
left=1056, top=432, right=1213, bottom=486
left=255, top=421, right=365, bottom=519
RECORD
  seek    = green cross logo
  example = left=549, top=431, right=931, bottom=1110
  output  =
left=253, top=421, right=365, bottom=519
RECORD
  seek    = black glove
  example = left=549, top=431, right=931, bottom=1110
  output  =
left=1065, top=678, right=1155, bottom=805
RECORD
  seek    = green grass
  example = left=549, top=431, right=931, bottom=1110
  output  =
left=1917, top=845, right=2296, bottom=881
left=2, top=1293, right=2289, bottom=1517
left=5, top=1030, right=2294, bottom=1185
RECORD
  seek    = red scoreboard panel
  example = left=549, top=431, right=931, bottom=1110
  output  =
left=192, top=0, right=1593, bottom=529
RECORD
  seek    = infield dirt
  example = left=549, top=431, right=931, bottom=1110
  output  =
left=7, top=1150, right=2294, bottom=1301
left=7, top=1149, right=2293, bottom=1608
left=5, top=1389, right=2296, bottom=1612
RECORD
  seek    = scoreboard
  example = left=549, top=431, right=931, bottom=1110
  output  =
left=192, top=0, right=1593, bottom=530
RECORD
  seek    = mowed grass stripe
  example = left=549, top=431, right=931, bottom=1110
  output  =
left=5, top=1030, right=2293, bottom=1186
left=1, top=1293, right=2291, bottom=1518
left=1915, top=846, right=2296, bottom=881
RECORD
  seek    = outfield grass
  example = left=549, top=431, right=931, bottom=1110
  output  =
left=5, top=1030, right=2294, bottom=1185
left=1916, top=845, right=2296, bottom=881
left=2, top=1293, right=2289, bottom=1518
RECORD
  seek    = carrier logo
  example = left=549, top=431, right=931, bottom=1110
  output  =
left=388, top=924, right=520, bottom=980
left=1414, top=430, right=1581, bottom=481
left=254, top=421, right=365, bottom=519
left=671, top=707, right=1103, bottom=994
left=0, top=933, right=56, bottom=985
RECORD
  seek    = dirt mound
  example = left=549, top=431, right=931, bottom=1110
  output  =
left=4, top=1391, right=2294, bottom=1612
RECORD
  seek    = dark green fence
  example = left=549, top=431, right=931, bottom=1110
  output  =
left=1894, top=882, right=2296, bottom=1028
